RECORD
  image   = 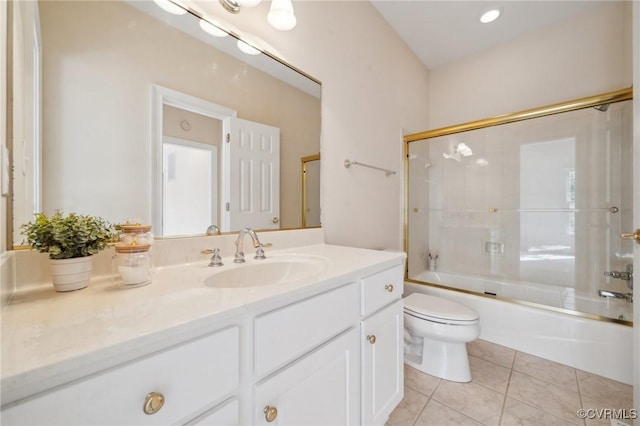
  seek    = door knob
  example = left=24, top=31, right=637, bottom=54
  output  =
left=621, top=229, right=640, bottom=243
left=271, top=217, right=279, bottom=224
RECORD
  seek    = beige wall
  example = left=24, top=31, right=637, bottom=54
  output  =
left=194, top=0, right=431, bottom=249
left=38, top=0, right=319, bottom=231
left=427, top=2, right=632, bottom=129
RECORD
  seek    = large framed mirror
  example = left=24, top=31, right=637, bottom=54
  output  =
left=9, top=0, right=321, bottom=246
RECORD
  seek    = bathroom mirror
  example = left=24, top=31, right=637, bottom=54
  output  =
left=9, top=0, right=321, bottom=246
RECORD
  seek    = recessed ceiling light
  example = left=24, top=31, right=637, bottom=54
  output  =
left=480, top=9, right=501, bottom=24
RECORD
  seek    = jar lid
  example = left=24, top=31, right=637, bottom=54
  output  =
left=115, top=243, right=151, bottom=253
left=118, top=224, right=152, bottom=234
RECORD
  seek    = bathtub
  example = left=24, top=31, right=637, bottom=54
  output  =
left=405, top=271, right=633, bottom=385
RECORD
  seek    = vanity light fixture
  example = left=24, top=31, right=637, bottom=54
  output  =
left=479, top=9, right=501, bottom=24
left=219, top=0, right=297, bottom=31
left=267, top=0, right=297, bottom=31
left=153, top=0, right=187, bottom=15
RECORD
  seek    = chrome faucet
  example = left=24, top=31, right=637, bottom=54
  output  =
left=206, top=224, right=221, bottom=235
left=234, top=228, right=266, bottom=263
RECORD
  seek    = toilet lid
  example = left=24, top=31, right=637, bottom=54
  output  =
left=404, top=293, right=479, bottom=322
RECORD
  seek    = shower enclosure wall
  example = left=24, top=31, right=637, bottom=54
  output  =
left=405, top=89, right=634, bottom=324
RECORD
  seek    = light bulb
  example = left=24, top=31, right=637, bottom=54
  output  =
left=199, top=19, right=228, bottom=37
left=153, top=0, right=187, bottom=15
left=235, top=0, right=262, bottom=6
left=267, top=0, right=296, bottom=31
left=237, top=40, right=261, bottom=55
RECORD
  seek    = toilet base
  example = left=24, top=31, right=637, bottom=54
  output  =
left=405, top=338, right=472, bottom=383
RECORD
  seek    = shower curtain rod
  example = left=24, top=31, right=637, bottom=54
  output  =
left=344, top=159, right=396, bottom=177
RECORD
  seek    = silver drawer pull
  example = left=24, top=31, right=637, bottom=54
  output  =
left=384, top=284, right=394, bottom=292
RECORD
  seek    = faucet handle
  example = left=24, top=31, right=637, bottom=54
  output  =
left=254, top=245, right=266, bottom=260
left=209, top=248, right=224, bottom=267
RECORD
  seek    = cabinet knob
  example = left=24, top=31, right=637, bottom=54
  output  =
left=143, top=392, right=165, bottom=415
left=384, top=284, right=394, bottom=292
left=367, top=334, right=377, bottom=344
left=264, top=405, right=278, bottom=422
left=271, top=217, right=279, bottom=224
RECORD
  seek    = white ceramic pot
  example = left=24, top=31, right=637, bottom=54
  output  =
left=48, top=257, right=93, bottom=292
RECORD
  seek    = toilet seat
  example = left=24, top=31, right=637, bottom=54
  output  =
left=404, top=293, right=479, bottom=325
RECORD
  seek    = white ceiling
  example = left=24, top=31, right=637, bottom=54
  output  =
left=371, top=1, right=607, bottom=70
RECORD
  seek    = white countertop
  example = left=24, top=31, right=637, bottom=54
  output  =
left=1, top=244, right=405, bottom=406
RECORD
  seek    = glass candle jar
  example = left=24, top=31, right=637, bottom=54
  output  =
left=117, top=223, right=153, bottom=246
left=113, top=243, right=152, bottom=287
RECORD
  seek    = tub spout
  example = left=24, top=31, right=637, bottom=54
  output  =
left=597, top=289, right=633, bottom=303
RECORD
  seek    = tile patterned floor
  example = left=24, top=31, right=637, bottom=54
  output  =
left=388, top=340, right=634, bottom=426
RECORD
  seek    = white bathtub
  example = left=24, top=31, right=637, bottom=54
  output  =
left=405, top=272, right=633, bottom=385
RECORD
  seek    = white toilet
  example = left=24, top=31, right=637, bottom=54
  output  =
left=403, top=293, right=480, bottom=382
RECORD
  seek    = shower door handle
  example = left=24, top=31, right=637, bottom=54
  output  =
left=621, top=229, right=640, bottom=243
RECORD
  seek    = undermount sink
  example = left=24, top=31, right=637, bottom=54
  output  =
left=204, top=254, right=330, bottom=288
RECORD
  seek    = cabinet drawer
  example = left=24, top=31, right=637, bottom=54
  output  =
left=255, top=282, right=359, bottom=376
left=2, top=327, right=240, bottom=425
left=361, top=265, right=404, bottom=317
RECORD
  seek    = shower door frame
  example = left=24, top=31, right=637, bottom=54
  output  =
left=403, top=87, right=634, bottom=326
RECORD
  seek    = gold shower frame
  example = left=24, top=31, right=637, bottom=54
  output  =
left=402, top=87, right=634, bottom=326
left=301, top=153, right=321, bottom=228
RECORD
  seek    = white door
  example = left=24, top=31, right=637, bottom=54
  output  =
left=253, top=328, right=360, bottom=425
left=224, top=117, right=280, bottom=231
left=361, top=300, right=404, bottom=426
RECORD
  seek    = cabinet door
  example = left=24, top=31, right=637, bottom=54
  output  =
left=186, top=398, right=239, bottom=426
left=254, top=328, right=360, bottom=425
left=361, top=300, right=403, bottom=426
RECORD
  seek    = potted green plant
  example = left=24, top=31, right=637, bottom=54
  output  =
left=21, top=212, right=117, bottom=292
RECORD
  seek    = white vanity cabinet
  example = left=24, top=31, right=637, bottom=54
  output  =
left=254, top=328, right=360, bottom=425
left=360, top=265, right=404, bottom=426
left=253, top=282, right=360, bottom=425
left=1, top=245, right=407, bottom=426
left=1, top=327, right=240, bottom=425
